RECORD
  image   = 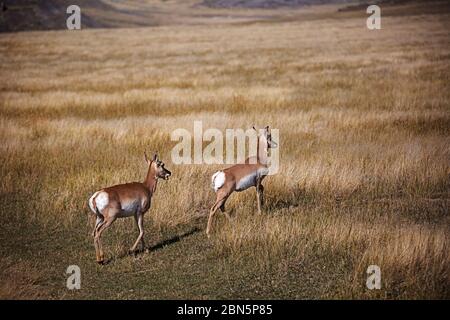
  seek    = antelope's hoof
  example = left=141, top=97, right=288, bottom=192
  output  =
left=97, top=259, right=105, bottom=265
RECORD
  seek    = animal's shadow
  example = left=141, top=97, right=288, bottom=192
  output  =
left=101, top=226, right=201, bottom=265
left=261, top=187, right=308, bottom=213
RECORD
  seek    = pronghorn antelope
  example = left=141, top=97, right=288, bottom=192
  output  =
left=88, top=153, right=171, bottom=264
left=207, top=126, right=278, bottom=237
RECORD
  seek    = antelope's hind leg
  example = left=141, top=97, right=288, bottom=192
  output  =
left=206, top=191, right=230, bottom=238
left=220, top=202, right=233, bottom=221
left=92, top=215, right=104, bottom=237
left=94, top=209, right=117, bottom=264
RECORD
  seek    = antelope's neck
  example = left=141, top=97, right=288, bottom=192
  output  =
left=144, top=165, right=158, bottom=194
left=257, top=136, right=269, bottom=166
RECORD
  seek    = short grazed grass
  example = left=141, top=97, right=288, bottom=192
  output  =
left=0, top=2, right=449, bottom=299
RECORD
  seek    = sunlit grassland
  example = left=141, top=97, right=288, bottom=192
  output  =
left=0, top=4, right=449, bottom=299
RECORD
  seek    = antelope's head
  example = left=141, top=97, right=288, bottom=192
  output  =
left=145, top=152, right=172, bottom=180
left=253, top=125, right=278, bottom=149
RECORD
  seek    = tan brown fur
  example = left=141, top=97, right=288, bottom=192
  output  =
left=89, top=153, right=171, bottom=264
left=206, top=126, right=277, bottom=237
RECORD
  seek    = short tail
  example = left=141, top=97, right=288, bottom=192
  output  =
left=88, top=191, right=101, bottom=216
left=211, top=171, right=225, bottom=192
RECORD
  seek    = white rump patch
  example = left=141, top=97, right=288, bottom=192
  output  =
left=211, top=171, right=226, bottom=192
left=88, top=191, right=100, bottom=213
left=94, top=191, right=109, bottom=212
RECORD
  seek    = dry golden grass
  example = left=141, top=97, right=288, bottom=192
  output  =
left=0, top=2, right=449, bottom=299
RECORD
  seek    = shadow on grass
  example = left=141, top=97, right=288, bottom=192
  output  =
left=147, top=226, right=202, bottom=252
left=101, top=226, right=202, bottom=265
left=265, top=187, right=310, bottom=212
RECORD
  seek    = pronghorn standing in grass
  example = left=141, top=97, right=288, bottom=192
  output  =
left=207, top=126, right=278, bottom=237
left=88, top=153, right=171, bottom=264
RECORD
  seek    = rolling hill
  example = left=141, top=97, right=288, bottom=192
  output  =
left=0, top=0, right=359, bottom=32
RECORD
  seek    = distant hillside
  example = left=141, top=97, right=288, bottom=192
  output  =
left=1, top=0, right=434, bottom=33
left=0, top=0, right=124, bottom=32
left=201, top=0, right=354, bottom=8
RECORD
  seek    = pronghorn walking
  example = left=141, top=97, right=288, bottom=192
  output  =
left=207, top=126, right=278, bottom=237
left=88, top=153, right=171, bottom=264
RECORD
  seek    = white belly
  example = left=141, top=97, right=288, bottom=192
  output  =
left=119, top=199, right=140, bottom=217
left=235, top=168, right=268, bottom=192
left=236, top=172, right=257, bottom=192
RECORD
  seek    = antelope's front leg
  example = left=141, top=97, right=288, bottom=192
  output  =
left=133, top=213, right=145, bottom=250
left=256, top=178, right=263, bottom=214
left=259, top=184, right=264, bottom=208
left=131, top=213, right=144, bottom=253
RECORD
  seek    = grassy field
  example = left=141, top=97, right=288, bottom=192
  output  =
left=0, top=1, right=449, bottom=299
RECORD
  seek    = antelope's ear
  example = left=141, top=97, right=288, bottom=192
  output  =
left=144, top=151, right=150, bottom=164
left=153, top=153, right=158, bottom=162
